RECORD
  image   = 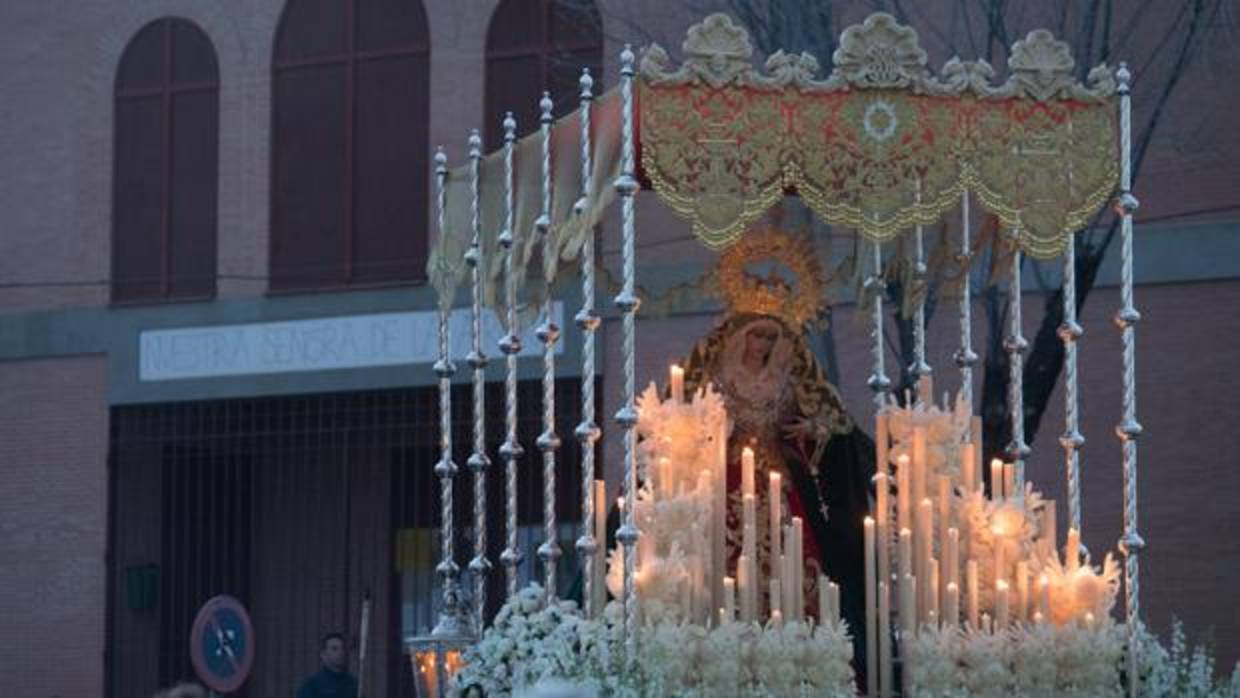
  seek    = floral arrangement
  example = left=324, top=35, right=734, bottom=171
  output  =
left=451, top=584, right=855, bottom=697
left=904, top=620, right=1126, bottom=698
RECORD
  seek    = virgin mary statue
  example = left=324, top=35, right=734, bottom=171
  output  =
left=680, top=230, right=873, bottom=655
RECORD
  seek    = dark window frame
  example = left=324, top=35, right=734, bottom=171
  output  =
left=269, top=0, right=431, bottom=294
left=111, top=17, right=220, bottom=305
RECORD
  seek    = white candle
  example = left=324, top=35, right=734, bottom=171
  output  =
left=877, top=412, right=890, bottom=475
left=769, top=471, right=783, bottom=565
left=981, top=612, right=991, bottom=634
left=912, top=427, right=928, bottom=521
left=723, top=576, right=736, bottom=621
left=961, top=441, right=976, bottom=495
left=875, top=472, right=891, bottom=589
left=791, top=517, right=804, bottom=619
left=945, top=581, right=960, bottom=628
left=900, top=574, right=917, bottom=635
left=737, top=554, right=752, bottom=622
left=769, top=578, right=782, bottom=623
left=897, top=454, right=912, bottom=533
left=1084, top=611, right=1095, bottom=629
left=1038, top=574, right=1051, bottom=620
left=669, top=364, right=684, bottom=403
left=657, top=456, right=671, bottom=497
left=818, top=573, right=830, bottom=624
left=995, top=579, right=1010, bottom=628
left=879, top=580, right=893, bottom=698
left=1003, top=462, right=1016, bottom=502
left=742, top=495, right=756, bottom=555
left=829, top=582, right=841, bottom=624
left=917, top=374, right=933, bottom=403
left=1042, top=500, right=1057, bottom=558
left=1066, top=527, right=1081, bottom=572
left=865, top=517, right=878, bottom=687
left=993, top=525, right=1006, bottom=585
left=917, top=498, right=933, bottom=621
left=929, top=558, right=940, bottom=623
left=592, top=480, right=607, bottom=615
left=945, top=527, right=960, bottom=595
left=898, top=528, right=913, bottom=580
left=938, top=474, right=952, bottom=550
left=778, top=552, right=790, bottom=618
left=1015, top=561, right=1029, bottom=623
left=990, top=458, right=1005, bottom=501
left=771, top=608, right=783, bottom=627
left=742, top=447, right=755, bottom=497
left=1033, top=610, right=1045, bottom=624
left=967, top=560, right=979, bottom=628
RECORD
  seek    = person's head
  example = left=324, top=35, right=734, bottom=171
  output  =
left=319, top=632, right=348, bottom=672
left=742, top=320, right=781, bottom=367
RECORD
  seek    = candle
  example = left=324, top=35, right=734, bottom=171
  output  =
left=769, top=578, right=782, bottom=623
left=791, top=517, right=804, bottom=619
left=1033, top=610, right=1045, bottom=624
left=590, top=481, right=606, bottom=615
left=929, top=558, right=940, bottom=623
left=770, top=471, right=783, bottom=565
left=900, top=574, right=917, bottom=635
left=1038, top=574, right=1050, bottom=619
left=1003, top=462, right=1016, bottom=502
left=742, top=447, right=755, bottom=496
left=945, top=528, right=960, bottom=595
left=1016, top=561, right=1029, bottom=623
left=917, top=498, right=933, bottom=621
left=1084, top=611, right=1095, bottom=629
left=898, top=528, right=913, bottom=580
left=993, top=525, right=1006, bottom=585
left=879, top=580, right=893, bottom=698
left=723, top=576, right=736, bottom=621
left=990, top=459, right=1005, bottom=500
left=771, top=609, right=783, bottom=627
left=967, top=560, right=979, bottom=628
left=818, top=574, right=830, bottom=624
left=657, top=456, right=671, bottom=497
left=1066, top=527, right=1081, bottom=572
left=669, top=364, right=684, bottom=403
left=981, top=612, right=991, bottom=634
left=829, top=582, right=841, bottom=625
left=938, top=474, right=952, bottom=552
left=877, top=412, right=890, bottom=474
left=778, top=552, right=790, bottom=618
left=995, top=579, right=1010, bottom=628
left=1042, top=500, right=1057, bottom=557
left=742, top=494, right=756, bottom=556
left=961, top=441, right=976, bottom=495
left=737, top=554, right=752, bottom=622
left=917, top=374, right=933, bottom=403
left=865, top=517, right=878, bottom=687
left=875, top=472, right=891, bottom=592
left=945, top=581, right=960, bottom=628
left=912, top=427, right=928, bottom=520
left=896, top=455, right=912, bottom=532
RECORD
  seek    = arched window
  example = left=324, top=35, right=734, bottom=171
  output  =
left=484, top=0, right=603, bottom=149
left=271, top=0, right=430, bottom=291
left=112, top=18, right=219, bottom=303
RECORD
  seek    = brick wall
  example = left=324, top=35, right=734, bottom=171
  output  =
left=0, top=355, right=109, bottom=697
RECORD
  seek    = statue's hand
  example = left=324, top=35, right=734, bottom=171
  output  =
left=782, top=415, right=829, bottom=444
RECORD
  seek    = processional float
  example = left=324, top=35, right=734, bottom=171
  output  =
left=412, top=12, right=1143, bottom=697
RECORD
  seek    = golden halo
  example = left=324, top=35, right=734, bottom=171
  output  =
left=717, top=227, right=826, bottom=327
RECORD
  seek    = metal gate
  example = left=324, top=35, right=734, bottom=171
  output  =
left=107, top=379, right=591, bottom=697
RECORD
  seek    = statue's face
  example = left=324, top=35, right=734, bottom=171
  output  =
left=743, top=324, right=780, bottom=365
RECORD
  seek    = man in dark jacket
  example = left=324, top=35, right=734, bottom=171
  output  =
left=296, top=632, right=358, bottom=698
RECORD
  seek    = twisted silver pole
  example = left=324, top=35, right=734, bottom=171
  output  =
left=497, top=113, right=525, bottom=600
left=910, top=185, right=932, bottom=396
left=955, top=193, right=979, bottom=428
left=867, top=242, right=891, bottom=410
left=1059, top=238, right=1085, bottom=534
left=573, top=68, right=603, bottom=619
left=1115, top=63, right=1144, bottom=698
left=613, top=45, right=641, bottom=665
left=1005, top=235, right=1030, bottom=495
left=464, top=130, right=491, bottom=630
left=534, top=93, right=562, bottom=601
left=431, top=147, right=469, bottom=637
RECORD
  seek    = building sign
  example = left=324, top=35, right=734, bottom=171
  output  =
left=139, top=304, right=563, bottom=381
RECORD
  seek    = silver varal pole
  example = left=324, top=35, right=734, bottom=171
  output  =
left=910, top=192, right=932, bottom=395
left=955, top=193, right=979, bottom=428
left=534, top=93, right=563, bottom=601
left=497, top=113, right=525, bottom=600
left=574, top=68, right=603, bottom=619
left=464, top=130, right=491, bottom=629
left=613, top=45, right=641, bottom=665
left=868, top=241, right=892, bottom=409
left=1059, top=238, right=1085, bottom=535
left=1005, top=233, right=1030, bottom=496
left=1115, top=62, right=1145, bottom=698
left=432, top=147, right=469, bottom=636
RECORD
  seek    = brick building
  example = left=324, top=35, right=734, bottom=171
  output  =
left=1, top=1, right=1238, bottom=696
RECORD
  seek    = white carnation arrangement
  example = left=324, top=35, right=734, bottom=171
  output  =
left=904, top=620, right=1126, bottom=697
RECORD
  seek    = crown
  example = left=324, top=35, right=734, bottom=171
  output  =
left=717, top=227, right=826, bottom=327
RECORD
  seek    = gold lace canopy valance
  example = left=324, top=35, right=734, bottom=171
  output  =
left=638, top=13, right=1119, bottom=259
